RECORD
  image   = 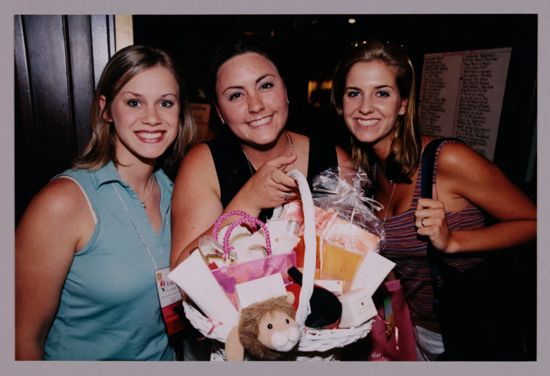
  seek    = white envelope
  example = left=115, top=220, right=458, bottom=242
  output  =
left=168, top=251, right=238, bottom=328
left=235, top=273, right=287, bottom=309
left=338, top=288, right=377, bottom=328
left=350, top=251, right=395, bottom=295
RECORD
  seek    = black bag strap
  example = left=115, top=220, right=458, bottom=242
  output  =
left=420, top=137, right=463, bottom=310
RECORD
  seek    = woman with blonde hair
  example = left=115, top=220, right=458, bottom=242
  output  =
left=332, top=39, right=536, bottom=360
left=16, top=45, right=195, bottom=360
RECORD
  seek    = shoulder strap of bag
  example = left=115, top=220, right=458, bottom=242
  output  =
left=420, top=137, right=460, bottom=199
left=420, top=137, right=463, bottom=310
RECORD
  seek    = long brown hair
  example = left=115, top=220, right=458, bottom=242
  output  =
left=332, top=39, right=421, bottom=184
left=73, top=45, right=195, bottom=172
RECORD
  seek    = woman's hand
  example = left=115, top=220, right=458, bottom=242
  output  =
left=413, top=141, right=535, bottom=255
left=414, top=185, right=455, bottom=253
left=242, top=154, right=299, bottom=211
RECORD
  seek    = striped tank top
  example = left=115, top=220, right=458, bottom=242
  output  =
left=381, top=140, right=485, bottom=332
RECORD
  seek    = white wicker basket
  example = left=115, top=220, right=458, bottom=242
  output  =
left=181, top=169, right=374, bottom=353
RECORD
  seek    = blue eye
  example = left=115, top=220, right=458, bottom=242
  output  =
left=345, top=90, right=360, bottom=98
left=127, top=99, right=140, bottom=107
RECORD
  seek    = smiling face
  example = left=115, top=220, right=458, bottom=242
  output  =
left=215, top=52, right=288, bottom=147
left=103, top=65, right=180, bottom=165
left=342, top=60, right=408, bottom=154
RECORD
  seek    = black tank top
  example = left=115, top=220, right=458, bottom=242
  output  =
left=207, top=132, right=338, bottom=221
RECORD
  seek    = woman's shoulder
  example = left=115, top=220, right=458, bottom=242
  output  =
left=42, top=177, right=88, bottom=209
left=180, top=143, right=214, bottom=166
left=424, top=136, right=493, bottom=183
left=174, top=143, right=218, bottom=187
left=190, top=142, right=211, bottom=154
left=19, top=176, right=93, bottom=233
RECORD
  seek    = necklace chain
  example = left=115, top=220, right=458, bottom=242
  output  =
left=286, top=131, right=295, bottom=157
left=140, top=175, right=156, bottom=209
left=382, top=182, right=396, bottom=225
left=243, top=131, right=295, bottom=175
left=113, top=185, right=159, bottom=270
left=374, top=164, right=396, bottom=225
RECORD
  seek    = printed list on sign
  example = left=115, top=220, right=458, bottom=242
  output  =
left=418, top=48, right=512, bottom=160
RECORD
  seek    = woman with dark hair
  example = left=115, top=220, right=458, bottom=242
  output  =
left=16, top=45, right=195, bottom=360
left=332, top=39, right=536, bottom=360
left=170, top=37, right=351, bottom=268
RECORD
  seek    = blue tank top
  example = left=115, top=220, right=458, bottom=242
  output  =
left=44, top=162, right=175, bottom=360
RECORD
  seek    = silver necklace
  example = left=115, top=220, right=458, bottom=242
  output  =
left=140, top=176, right=156, bottom=209
left=286, top=131, right=295, bottom=156
left=243, top=132, right=295, bottom=175
left=382, top=182, right=397, bottom=225
left=374, top=163, right=397, bottom=225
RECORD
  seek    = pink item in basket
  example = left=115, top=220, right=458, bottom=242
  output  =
left=210, top=210, right=297, bottom=308
left=212, top=252, right=296, bottom=308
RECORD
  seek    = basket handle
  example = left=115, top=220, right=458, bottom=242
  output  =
left=287, top=169, right=316, bottom=327
left=212, top=210, right=272, bottom=260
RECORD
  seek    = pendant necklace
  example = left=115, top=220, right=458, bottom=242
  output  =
left=140, top=175, right=157, bottom=209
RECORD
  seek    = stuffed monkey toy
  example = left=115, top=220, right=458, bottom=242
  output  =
left=225, top=296, right=301, bottom=361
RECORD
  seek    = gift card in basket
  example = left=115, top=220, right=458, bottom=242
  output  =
left=235, top=273, right=288, bottom=309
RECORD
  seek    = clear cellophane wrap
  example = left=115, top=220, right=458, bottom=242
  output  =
left=280, top=167, right=385, bottom=289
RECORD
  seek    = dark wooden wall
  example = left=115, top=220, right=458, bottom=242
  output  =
left=15, top=15, right=115, bottom=223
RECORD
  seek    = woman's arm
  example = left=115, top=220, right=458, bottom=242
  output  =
left=170, top=144, right=298, bottom=268
left=170, top=144, right=225, bottom=268
left=15, top=179, right=93, bottom=359
left=415, top=142, right=536, bottom=253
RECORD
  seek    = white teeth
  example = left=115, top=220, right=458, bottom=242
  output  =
left=357, top=119, right=378, bottom=126
left=249, top=116, right=272, bottom=127
left=137, top=131, right=163, bottom=139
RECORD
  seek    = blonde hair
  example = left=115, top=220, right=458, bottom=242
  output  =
left=332, top=39, right=421, bottom=183
left=73, top=45, right=195, bottom=172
